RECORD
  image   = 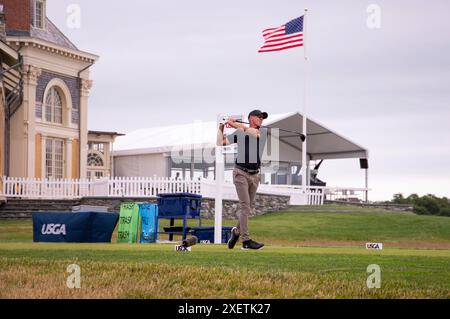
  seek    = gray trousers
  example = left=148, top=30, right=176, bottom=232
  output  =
left=232, top=167, right=260, bottom=242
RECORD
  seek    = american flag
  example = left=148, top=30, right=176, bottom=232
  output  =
left=258, top=16, right=304, bottom=53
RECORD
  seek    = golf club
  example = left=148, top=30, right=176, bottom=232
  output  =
left=223, top=118, right=306, bottom=142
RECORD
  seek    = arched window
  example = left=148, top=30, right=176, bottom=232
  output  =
left=87, top=153, right=104, bottom=167
left=45, top=87, right=63, bottom=124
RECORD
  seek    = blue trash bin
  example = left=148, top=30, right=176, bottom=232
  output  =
left=156, top=193, right=202, bottom=240
left=156, top=193, right=202, bottom=218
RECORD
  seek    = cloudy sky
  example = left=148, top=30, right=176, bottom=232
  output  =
left=46, top=0, right=450, bottom=201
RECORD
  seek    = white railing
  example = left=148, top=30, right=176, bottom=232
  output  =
left=258, top=184, right=325, bottom=205
left=0, top=176, right=367, bottom=206
left=324, top=187, right=369, bottom=202
left=0, top=176, right=202, bottom=199
left=201, top=179, right=327, bottom=205
left=108, top=177, right=201, bottom=197
left=1, top=176, right=92, bottom=199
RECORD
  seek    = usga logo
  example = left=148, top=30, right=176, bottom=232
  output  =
left=41, top=224, right=67, bottom=235
left=366, top=243, right=383, bottom=250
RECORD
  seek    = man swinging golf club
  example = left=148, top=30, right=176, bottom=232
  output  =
left=217, top=109, right=268, bottom=250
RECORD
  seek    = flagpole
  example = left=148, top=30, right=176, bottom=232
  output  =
left=301, top=8, right=308, bottom=201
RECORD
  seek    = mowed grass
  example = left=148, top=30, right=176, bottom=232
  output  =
left=249, top=206, right=450, bottom=248
left=0, top=205, right=449, bottom=298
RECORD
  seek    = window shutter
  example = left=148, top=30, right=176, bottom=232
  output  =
left=30, top=0, right=36, bottom=27
left=72, top=139, right=79, bottom=178
left=35, top=133, right=42, bottom=178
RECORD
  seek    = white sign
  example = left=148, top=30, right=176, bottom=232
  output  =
left=175, top=245, right=192, bottom=252
left=366, top=243, right=383, bottom=250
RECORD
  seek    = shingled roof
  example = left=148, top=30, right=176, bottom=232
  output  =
left=6, top=18, right=78, bottom=51
left=30, top=18, right=78, bottom=50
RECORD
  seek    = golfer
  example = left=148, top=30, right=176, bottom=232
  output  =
left=217, top=110, right=268, bottom=250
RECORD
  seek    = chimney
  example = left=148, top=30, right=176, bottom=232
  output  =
left=0, top=4, right=6, bottom=41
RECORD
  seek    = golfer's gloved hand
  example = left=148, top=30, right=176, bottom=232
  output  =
left=227, top=117, right=236, bottom=127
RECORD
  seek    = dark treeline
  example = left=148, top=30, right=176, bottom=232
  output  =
left=390, top=193, right=450, bottom=217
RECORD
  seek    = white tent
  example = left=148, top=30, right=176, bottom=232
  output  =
left=115, top=112, right=367, bottom=159
left=264, top=112, right=368, bottom=161
left=113, top=111, right=370, bottom=202
left=114, top=112, right=368, bottom=167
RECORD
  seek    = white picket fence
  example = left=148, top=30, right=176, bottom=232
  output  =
left=108, top=177, right=201, bottom=197
left=0, top=176, right=201, bottom=199
left=0, top=176, right=367, bottom=205
left=1, top=177, right=92, bottom=199
left=199, top=179, right=324, bottom=204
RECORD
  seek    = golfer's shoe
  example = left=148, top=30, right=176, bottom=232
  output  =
left=227, top=227, right=240, bottom=249
left=241, top=239, right=264, bottom=250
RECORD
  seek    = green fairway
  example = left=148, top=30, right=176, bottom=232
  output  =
left=0, top=205, right=449, bottom=298
left=4, top=205, right=449, bottom=248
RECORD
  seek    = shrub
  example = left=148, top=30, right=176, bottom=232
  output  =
left=391, top=193, right=450, bottom=217
left=413, top=196, right=441, bottom=215
left=412, top=205, right=428, bottom=215
left=439, top=207, right=450, bottom=217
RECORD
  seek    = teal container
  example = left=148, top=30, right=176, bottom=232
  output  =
left=139, top=203, right=158, bottom=243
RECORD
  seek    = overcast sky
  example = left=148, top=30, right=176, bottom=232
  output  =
left=46, top=0, right=450, bottom=201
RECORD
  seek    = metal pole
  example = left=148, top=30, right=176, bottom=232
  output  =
left=365, top=168, right=369, bottom=202
left=301, top=8, right=308, bottom=200
left=214, top=115, right=224, bottom=244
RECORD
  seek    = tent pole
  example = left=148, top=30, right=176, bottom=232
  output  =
left=214, top=115, right=224, bottom=244
left=365, top=168, right=369, bottom=202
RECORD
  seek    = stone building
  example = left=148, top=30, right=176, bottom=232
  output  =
left=0, top=0, right=98, bottom=179
left=87, top=130, right=124, bottom=179
left=0, top=18, right=21, bottom=180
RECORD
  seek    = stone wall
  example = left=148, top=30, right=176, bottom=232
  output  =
left=199, top=194, right=290, bottom=219
left=81, top=193, right=290, bottom=220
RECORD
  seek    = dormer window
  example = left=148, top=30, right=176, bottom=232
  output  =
left=34, top=0, right=45, bottom=29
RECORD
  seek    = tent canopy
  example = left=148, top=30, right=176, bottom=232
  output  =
left=114, top=112, right=368, bottom=163
left=264, top=112, right=368, bottom=161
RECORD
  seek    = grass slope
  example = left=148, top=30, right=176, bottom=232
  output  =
left=0, top=205, right=449, bottom=298
left=3, top=205, right=449, bottom=247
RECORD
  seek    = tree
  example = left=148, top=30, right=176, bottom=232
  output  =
left=414, top=195, right=442, bottom=216
left=391, top=193, right=450, bottom=217
left=406, top=193, right=419, bottom=203
left=392, top=193, right=407, bottom=204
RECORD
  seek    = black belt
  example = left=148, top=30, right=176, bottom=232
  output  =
left=236, top=165, right=260, bottom=175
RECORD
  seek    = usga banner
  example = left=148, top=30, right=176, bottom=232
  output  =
left=117, top=202, right=140, bottom=243
left=32, top=212, right=118, bottom=243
